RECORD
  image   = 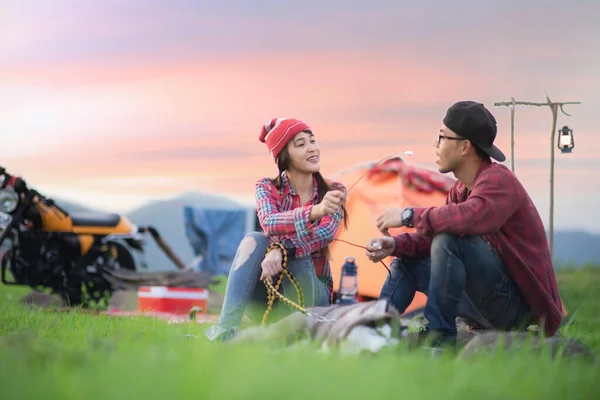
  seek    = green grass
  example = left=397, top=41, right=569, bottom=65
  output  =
left=1, top=267, right=599, bottom=399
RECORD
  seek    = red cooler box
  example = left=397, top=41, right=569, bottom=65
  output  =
left=138, top=286, right=208, bottom=315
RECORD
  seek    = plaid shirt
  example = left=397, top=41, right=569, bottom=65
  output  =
left=393, top=160, right=564, bottom=336
left=255, top=173, right=346, bottom=302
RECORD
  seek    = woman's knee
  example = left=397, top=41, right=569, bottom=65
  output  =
left=244, top=231, right=269, bottom=244
left=231, top=232, right=269, bottom=272
left=241, top=232, right=271, bottom=253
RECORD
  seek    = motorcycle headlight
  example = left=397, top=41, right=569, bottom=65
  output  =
left=0, top=188, right=19, bottom=213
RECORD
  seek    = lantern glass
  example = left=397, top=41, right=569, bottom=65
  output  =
left=558, top=126, right=574, bottom=153
left=559, top=133, right=572, bottom=148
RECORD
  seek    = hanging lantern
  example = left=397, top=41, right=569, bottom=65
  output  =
left=557, top=125, right=574, bottom=154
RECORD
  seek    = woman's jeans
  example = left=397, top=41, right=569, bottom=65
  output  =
left=380, top=233, right=532, bottom=343
left=205, top=231, right=330, bottom=341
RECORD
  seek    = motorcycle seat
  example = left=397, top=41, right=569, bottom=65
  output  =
left=71, top=212, right=122, bottom=227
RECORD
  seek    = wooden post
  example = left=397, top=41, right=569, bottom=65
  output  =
left=510, top=97, right=516, bottom=173
left=493, top=95, right=580, bottom=259
left=549, top=103, right=558, bottom=258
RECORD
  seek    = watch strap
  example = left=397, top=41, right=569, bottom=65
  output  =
left=281, top=238, right=296, bottom=258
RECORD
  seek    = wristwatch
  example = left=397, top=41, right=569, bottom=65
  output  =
left=401, top=207, right=414, bottom=228
left=281, top=238, right=296, bottom=258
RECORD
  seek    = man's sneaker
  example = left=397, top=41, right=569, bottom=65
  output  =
left=417, top=326, right=457, bottom=350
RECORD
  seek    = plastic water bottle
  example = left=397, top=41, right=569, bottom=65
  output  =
left=337, top=257, right=358, bottom=304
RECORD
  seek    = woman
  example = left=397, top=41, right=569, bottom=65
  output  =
left=205, top=117, right=348, bottom=342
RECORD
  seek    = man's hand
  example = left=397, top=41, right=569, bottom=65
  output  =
left=260, top=248, right=283, bottom=282
left=365, top=237, right=395, bottom=262
left=310, top=190, right=346, bottom=220
left=376, top=208, right=404, bottom=235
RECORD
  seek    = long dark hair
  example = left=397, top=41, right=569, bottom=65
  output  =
left=269, top=132, right=348, bottom=259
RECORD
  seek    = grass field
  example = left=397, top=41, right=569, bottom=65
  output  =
left=1, top=267, right=599, bottom=399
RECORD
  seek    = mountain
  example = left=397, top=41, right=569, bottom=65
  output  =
left=550, top=230, right=600, bottom=267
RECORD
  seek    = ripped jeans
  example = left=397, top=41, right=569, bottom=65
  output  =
left=379, top=233, right=532, bottom=342
left=205, top=231, right=330, bottom=341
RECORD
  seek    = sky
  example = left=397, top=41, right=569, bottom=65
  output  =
left=1, top=0, right=599, bottom=233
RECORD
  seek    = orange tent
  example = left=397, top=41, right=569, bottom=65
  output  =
left=329, top=156, right=454, bottom=314
left=328, top=156, right=568, bottom=319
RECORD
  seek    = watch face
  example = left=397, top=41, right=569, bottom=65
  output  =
left=402, top=208, right=412, bottom=219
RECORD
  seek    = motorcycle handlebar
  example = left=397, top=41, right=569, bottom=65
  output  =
left=0, top=167, right=69, bottom=216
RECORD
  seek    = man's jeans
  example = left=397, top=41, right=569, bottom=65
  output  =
left=380, top=233, right=532, bottom=341
left=205, top=231, right=330, bottom=341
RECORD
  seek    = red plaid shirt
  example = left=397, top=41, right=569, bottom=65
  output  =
left=255, top=173, right=346, bottom=302
left=393, top=160, right=564, bottom=336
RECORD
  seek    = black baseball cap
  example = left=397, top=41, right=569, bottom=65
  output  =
left=443, top=101, right=506, bottom=162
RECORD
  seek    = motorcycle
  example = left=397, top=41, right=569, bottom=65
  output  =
left=0, top=166, right=188, bottom=306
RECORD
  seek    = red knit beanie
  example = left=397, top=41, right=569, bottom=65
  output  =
left=259, top=118, right=310, bottom=161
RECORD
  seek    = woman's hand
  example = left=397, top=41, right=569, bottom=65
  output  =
left=260, top=248, right=283, bottom=283
left=311, top=190, right=346, bottom=220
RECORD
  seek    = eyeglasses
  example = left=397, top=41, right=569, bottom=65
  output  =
left=433, top=134, right=465, bottom=149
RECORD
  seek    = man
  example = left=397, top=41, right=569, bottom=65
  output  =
left=365, top=101, right=564, bottom=347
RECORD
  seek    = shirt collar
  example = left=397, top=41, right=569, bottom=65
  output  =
left=458, top=159, right=493, bottom=198
left=475, top=159, right=492, bottom=179
left=280, top=171, right=319, bottom=201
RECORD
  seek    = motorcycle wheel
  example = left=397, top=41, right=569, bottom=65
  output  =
left=61, top=241, right=136, bottom=307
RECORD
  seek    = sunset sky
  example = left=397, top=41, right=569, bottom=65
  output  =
left=1, top=0, right=599, bottom=233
